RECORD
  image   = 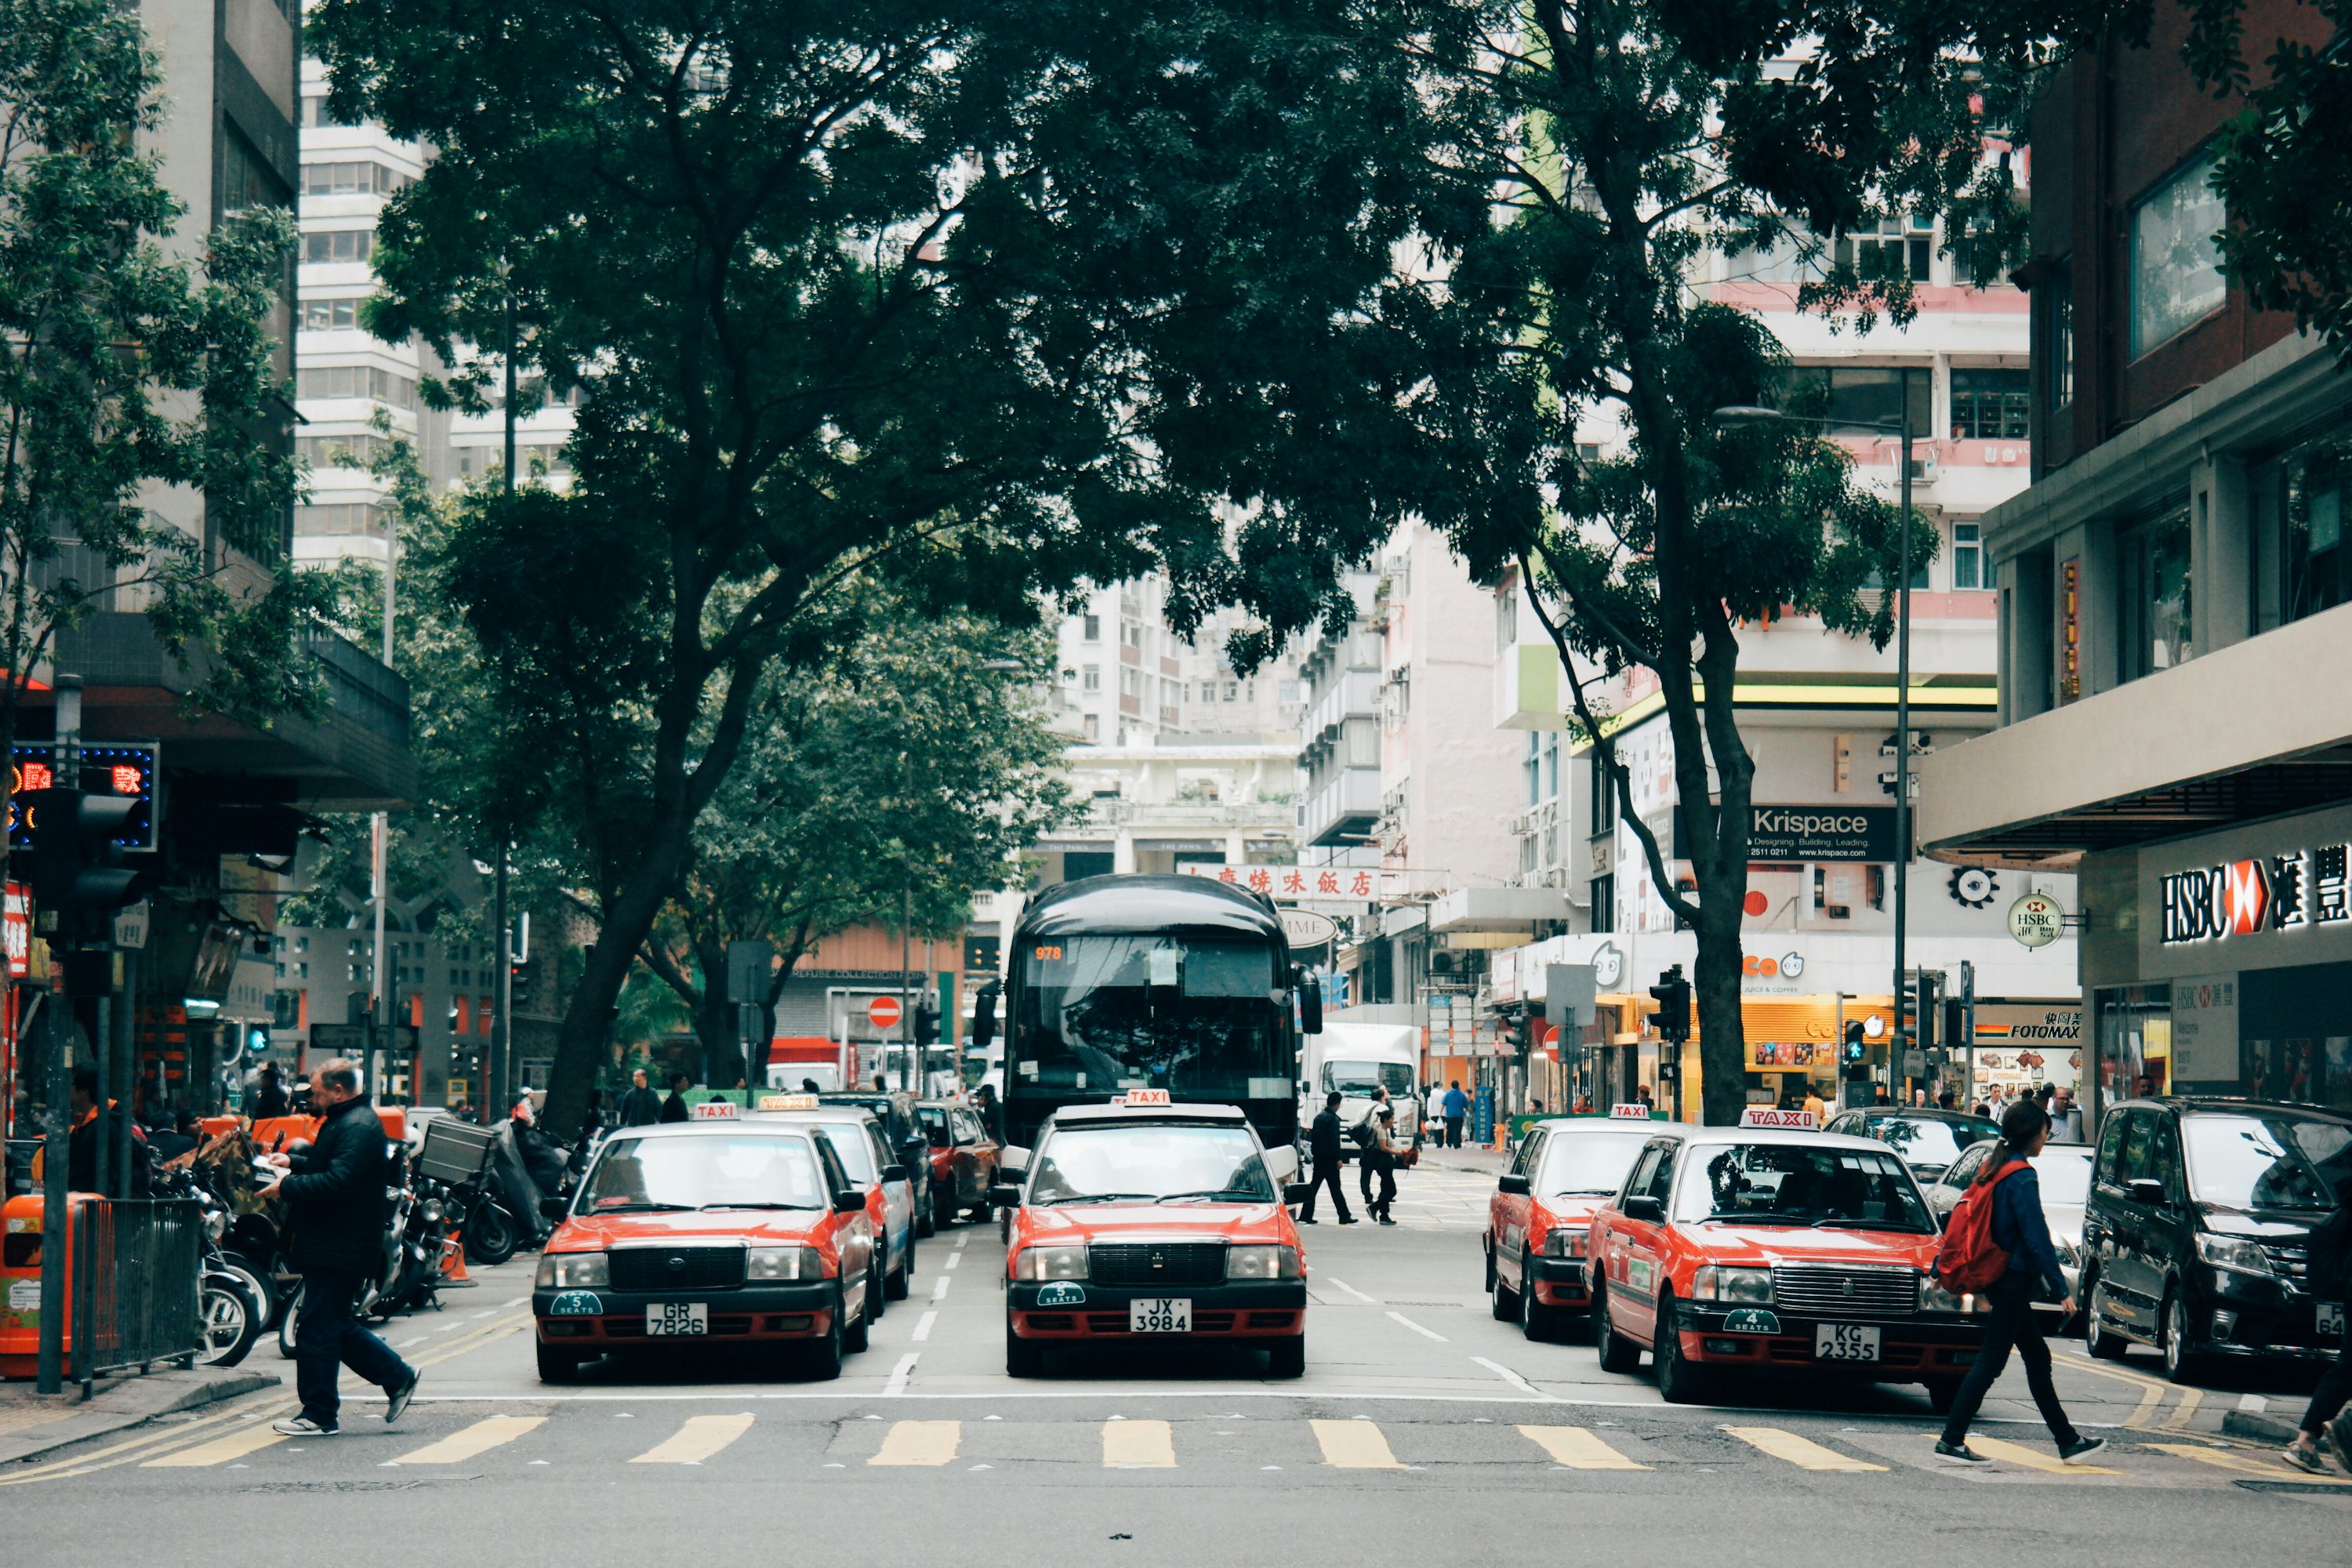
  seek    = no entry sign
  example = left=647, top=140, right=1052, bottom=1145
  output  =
left=867, top=995, right=903, bottom=1030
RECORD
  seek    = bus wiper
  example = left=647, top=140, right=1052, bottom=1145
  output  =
left=1156, top=1189, right=1262, bottom=1204
left=1044, top=1192, right=1156, bottom=1206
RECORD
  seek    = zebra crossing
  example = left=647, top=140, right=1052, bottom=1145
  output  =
left=116, top=1407, right=2352, bottom=1490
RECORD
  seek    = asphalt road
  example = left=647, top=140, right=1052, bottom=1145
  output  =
left=9, top=1166, right=2348, bottom=1565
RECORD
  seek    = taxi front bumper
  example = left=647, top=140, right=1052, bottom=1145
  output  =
left=1007, top=1280, right=1308, bottom=1340
left=1675, top=1306, right=1987, bottom=1375
left=533, top=1283, right=839, bottom=1344
left=1528, top=1257, right=1592, bottom=1308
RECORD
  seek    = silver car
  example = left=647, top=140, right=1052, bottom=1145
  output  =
left=1923, top=1140, right=2096, bottom=1324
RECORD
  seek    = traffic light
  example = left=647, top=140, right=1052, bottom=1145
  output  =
left=510, top=957, right=534, bottom=1009
left=1915, top=971, right=1940, bottom=1054
left=24, top=786, right=143, bottom=944
left=913, top=996, right=942, bottom=1046
left=1842, top=1021, right=1868, bottom=1067
left=1503, top=1011, right=1530, bottom=1055
left=1943, top=998, right=1967, bottom=1053
left=1649, top=965, right=1691, bottom=1044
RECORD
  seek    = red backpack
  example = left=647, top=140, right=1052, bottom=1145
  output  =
left=1933, top=1160, right=2028, bottom=1294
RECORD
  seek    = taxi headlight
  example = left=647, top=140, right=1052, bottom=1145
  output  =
left=1013, top=1245, right=1088, bottom=1282
left=1920, top=1276, right=1968, bottom=1313
left=1691, top=1265, right=1773, bottom=1305
left=535, top=1251, right=610, bottom=1289
left=746, top=1246, right=825, bottom=1282
left=1543, top=1227, right=1588, bottom=1259
left=1226, top=1244, right=1303, bottom=1281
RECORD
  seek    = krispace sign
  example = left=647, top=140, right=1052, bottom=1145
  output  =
left=2159, top=844, right=2352, bottom=945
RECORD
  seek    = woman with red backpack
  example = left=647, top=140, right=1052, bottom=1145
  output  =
left=1933, top=1099, right=2107, bottom=1466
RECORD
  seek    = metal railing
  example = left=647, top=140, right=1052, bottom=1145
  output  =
left=71, top=1198, right=203, bottom=1388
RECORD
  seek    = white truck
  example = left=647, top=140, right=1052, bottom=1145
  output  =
left=1298, top=1021, right=1424, bottom=1162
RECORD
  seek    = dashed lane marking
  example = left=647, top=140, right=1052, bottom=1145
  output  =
left=1103, top=1419, right=1176, bottom=1468
left=910, top=1312, right=937, bottom=1342
left=1385, top=1311, right=1447, bottom=1342
left=1311, top=1418, right=1404, bottom=1469
left=1517, top=1425, right=1648, bottom=1470
left=141, top=1425, right=289, bottom=1468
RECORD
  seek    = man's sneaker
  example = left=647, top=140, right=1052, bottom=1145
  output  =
left=1933, top=1439, right=1989, bottom=1464
left=2058, top=1436, right=2107, bottom=1465
left=383, top=1371, right=420, bottom=1425
left=2281, top=1443, right=2330, bottom=1475
left=273, top=1415, right=337, bottom=1437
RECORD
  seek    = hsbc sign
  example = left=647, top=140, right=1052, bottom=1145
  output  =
left=2160, top=844, right=2352, bottom=945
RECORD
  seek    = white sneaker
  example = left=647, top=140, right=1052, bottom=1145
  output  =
left=272, top=1414, right=338, bottom=1436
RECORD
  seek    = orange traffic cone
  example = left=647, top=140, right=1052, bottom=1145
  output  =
left=442, top=1225, right=475, bottom=1283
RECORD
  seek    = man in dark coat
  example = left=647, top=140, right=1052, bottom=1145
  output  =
left=251, top=1062, right=291, bottom=1120
left=615, top=1068, right=664, bottom=1127
left=1294, top=1091, right=1356, bottom=1225
left=261, top=1058, right=419, bottom=1436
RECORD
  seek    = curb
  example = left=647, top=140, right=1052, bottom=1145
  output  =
left=2222, top=1407, right=2302, bottom=1446
left=1, top=1367, right=279, bottom=1467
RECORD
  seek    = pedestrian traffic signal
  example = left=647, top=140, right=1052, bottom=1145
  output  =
left=1842, top=1022, right=1868, bottom=1066
left=24, top=786, right=144, bottom=944
left=1649, top=966, right=1691, bottom=1044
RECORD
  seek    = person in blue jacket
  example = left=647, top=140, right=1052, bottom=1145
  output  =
left=1936, top=1099, right=2105, bottom=1465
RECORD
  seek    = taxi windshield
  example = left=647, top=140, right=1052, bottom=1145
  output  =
left=1539, top=1133, right=1650, bottom=1197
left=583, top=1134, right=828, bottom=1211
left=1026, top=1123, right=1276, bottom=1205
left=1678, top=1143, right=1933, bottom=1231
left=1853, top=1116, right=1998, bottom=1181
left=804, top=1121, right=879, bottom=1183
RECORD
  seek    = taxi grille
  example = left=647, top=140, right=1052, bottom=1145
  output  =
left=1769, top=1264, right=1917, bottom=1318
left=1088, top=1242, right=1227, bottom=1287
left=608, top=1247, right=746, bottom=1292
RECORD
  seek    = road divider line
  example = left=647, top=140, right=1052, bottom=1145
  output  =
left=931, top=1275, right=952, bottom=1301
left=141, top=1425, right=289, bottom=1468
left=630, top=1414, right=754, bottom=1465
left=2160, top=1387, right=2203, bottom=1431
left=1311, top=1418, right=1403, bottom=1469
left=2144, top=1441, right=2352, bottom=1483
left=911, top=1311, right=937, bottom=1343
left=884, top=1352, right=920, bottom=1397
left=1327, top=1279, right=1381, bottom=1305
left=1517, top=1425, right=1648, bottom=1470
left=1968, top=1436, right=2122, bottom=1475
left=1385, top=1311, right=1447, bottom=1342
left=1722, top=1426, right=1885, bottom=1472
left=1470, top=1356, right=1544, bottom=1398
left=869, top=1419, right=959, bottom=1466
left=0, top=1402, right=269, bottom=1486
left=392, top=1414, right=546, bottom=1465
left=1103, top=1419, right=1176, bottom=1468
left=2122, top=1381, right=2166, bottom=1430
left=944, top=1253, right=960, bottom=1270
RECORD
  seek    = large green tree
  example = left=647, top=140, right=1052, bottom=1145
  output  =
left=310, top=0, right=1443, bottom=1133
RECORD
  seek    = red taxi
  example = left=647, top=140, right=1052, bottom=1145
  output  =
left=916, top=1098, right=1000, bottom=1231
left=532, top=1118, right=878, bottom=1382
left=1486, top=1110, right=1659, bottom=1341
left=1587, top=1110, right=1987, bottom=1407
left=998, top=1094, right=1310, bottom=1378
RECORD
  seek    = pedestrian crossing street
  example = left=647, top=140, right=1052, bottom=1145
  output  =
left=122, top=1406, right=2352, bottom=1492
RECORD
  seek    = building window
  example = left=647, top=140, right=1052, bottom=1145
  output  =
left=1081, top=613, right=1101, bottom=641
left=1541, top=730, right=1559, bottom=800
left=220, top=126, right=290, bottom=215
left=1951, top=523, right=1984, bottom=590
left=294, top=503, right=389, bottom=537
left=1524, top=733, right=1541, bottom=807
left=300, top=93, right=360, bottom=129
left=1837, top=214, right=1933, bottom=283
left=1081, top=664, right=1100, bottom=691
left=2122, top=506, right=2194, bottom=679
left=299, top=432, right=394, bottom=469
left=1589, top=873, right=1614, bottom=934
left=1737, top=222, right=1828, bottom=284
left=1951, top=369, right=2029, bottom=441
left=301, top=297, right=362, bottom=331
left=302, top=227, right=375, bottom=264
left=297, top=365, right=417, bottom=407
left=1223, top=681, right=1237, bottom=702
left=2046, top=260, right=2074, bottom=410
left=1589, top=752, right=1617, bottom=836
left=301, top=161, right=408, bottom=198
left=1081, top=713, right=1099, bottom=740
left=2131, top=150, right=2227, bottom=360
left=2278, top=429, right=2352, bottom=626
left=1787, top=365, right=1930, bottom=437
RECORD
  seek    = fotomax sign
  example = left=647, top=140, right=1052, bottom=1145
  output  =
left=2159, top=844, right=2352, bottom=945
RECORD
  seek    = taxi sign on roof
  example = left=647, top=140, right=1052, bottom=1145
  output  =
left=691, top=1098, right=741, bottom=1120
left=758, top=1094, right=819, bottom=1112
left=1116, top=1088, right=1173, bottom=1107
left=1739, top=1107, right=1818, bottom=1131
left=1609, top=1103, right=1653, bottom=1120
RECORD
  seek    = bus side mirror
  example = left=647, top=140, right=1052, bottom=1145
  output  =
left=973, top=982, right=1000, bottom=1051
left=1298, top=973, right=1323, bottom=1036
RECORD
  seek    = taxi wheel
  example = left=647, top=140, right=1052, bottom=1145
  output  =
left=806, top=1294, right=844, bottom=1381
left=917, top=1202, right=936, bottom=1240
left=1519, top=1272, right=1555, bottom=1343
left=1266, top=1335, right=1305, bottom=1379
left=1652, top=1298, right=1713, bottom=1405
left=844, top=1265, right=875, bottom=1352
left=1492, top=1260, right=1519, bottom=1322
left=1483, top=1240, right=1497, bottom=1294
left=1593, top=1287, right=1640, bottom=1374
left=886, top=1241, right=913, bottom=1301
left=1006, top=1314, right=1046, bottom=1377
left=934, top=1195, right=957, bottom=1233
left=535, top=1341, right=582, bottom=1384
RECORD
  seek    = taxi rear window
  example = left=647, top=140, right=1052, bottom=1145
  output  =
left=1673, top=1143, right=1933, bottom=1232
left=585, top=1134, right=829, bottom=1212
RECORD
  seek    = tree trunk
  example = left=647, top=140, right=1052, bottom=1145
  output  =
left=542, top=815, right=696, bottom=1137
left=695, top=985, right=746, bottom=1091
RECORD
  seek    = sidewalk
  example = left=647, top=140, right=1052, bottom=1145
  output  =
left=0, top=1363, right=279, bottom=1466
left=1417, top=1143, right=1508, bottom=1177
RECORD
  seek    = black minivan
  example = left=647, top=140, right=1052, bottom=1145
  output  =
left=2081, top=1097, right=2350, bottom=1384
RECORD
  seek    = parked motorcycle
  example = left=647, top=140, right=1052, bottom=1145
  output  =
left=148, top=1151, right=266, bottom=1367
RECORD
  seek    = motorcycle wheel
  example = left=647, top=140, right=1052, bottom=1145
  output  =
left=220, top=1253, right=275, bottom=1331
left=198, top=1279, right=261, bottom=1368
left=278, top=1281, right=303, bottom=1359
left=467, top=1200, right=521, bottom=1267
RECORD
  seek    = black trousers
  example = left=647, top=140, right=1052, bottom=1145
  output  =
left=1298, top=1157, right=1352, bottom=1222
left=1363, top=1159, right=1397, bottom=1219
left=2300, top=1313, right=2352, bottom=1436
left=1940, top=1272, right=2078, bottom=1446
left=1445, top=1116, right=1465, bottom=1149
left=296, top=1267, right=415, bottom=1428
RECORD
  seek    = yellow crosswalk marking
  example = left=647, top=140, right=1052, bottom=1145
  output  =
left=869, top=1420, right=960, bottom=1467
left=2145, top=1441, right=2352, bottom=1484
left=631, top=1414, right=755, bottom=1465
left=1722, top=1426, right=1886, bottom=1472
left=1102, top=1420, right=1175, bottom=1468
left=1311, top=1419, right=1403, bottom=1469
left=142, top=1425, right=289, bottom=1468
left=391, top=1415, right=546, bottom=1464
left=1967, top=1436, right=2122, bottom=1475
left=1517, top=1425, right=1649, bottom=1470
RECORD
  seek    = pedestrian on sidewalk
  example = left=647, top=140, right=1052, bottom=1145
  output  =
left=659, top=1072, right=691, bottom=1123
left=615, top=1068, right=663, bottom=1127
left=2281, top=1181, right=2352, bottom=1474
left=252, top=1062, right=290, bottom=1120
left=1363, top=1105, right=1402, bottom=1225
left=259, top=1058, right=419, bottom=1438
left=1933, top=1098, right=2103, bottom=1467
left=1443, top=1081, right=1468, bottom=1149
left=1296, top=1091, right=1356, bottom=1226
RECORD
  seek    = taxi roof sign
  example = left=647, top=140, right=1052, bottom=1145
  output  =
left=690, top=1099, right=741, bottom=1120
left=758, top=1094, right=820, bottom=1112
left=1738, top=1107, right=1818, bottom=1131
left=1116, top=1088, right=1173, bottom=1107
left=1609, top=1103, right=1653, bottom=1120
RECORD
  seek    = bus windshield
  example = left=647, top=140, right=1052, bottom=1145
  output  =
left=1014, top=934, right=1283, bottom=1096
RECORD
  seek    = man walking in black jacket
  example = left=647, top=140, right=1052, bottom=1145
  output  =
left=615, top=1068, right=664, bottom=1127
left=1295, top=1092, right=1356, bottom=1225
left=260, top=1059, right=419, bottom=1436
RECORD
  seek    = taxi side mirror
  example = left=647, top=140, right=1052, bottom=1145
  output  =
left=1497, top=1173, right=1531, bottom=1197
left=1001, top=1147, right=1029, bottom=1176
left=833, top=1189, right=866, bottom=1214
left=881, top=1163, right=909, bottom=1184
left=1621, top=1195, right=1664, bottom=1223
left=1283, top=1182, right=1312, bottom=1207
left=986, top=1183, right=1021, bottom=1209
left=539, top=1196, right=569, bottom=1221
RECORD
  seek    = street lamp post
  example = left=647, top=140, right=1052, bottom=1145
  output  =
left=1717, top=373, right=1919, bottom=1103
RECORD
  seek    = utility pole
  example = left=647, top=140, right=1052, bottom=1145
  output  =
left=488, top=278, right=519, bottom=1120
left=1890, top=365, right=1917, bottom=1106
left=34, top=675, right=82, bottom=1393
left=370, top=480, right=397, bottom=1097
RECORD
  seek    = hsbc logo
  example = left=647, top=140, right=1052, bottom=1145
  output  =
left=2161, top=844, right=2352, bottom=944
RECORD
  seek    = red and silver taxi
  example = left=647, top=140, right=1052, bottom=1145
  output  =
left=916, top=1098, right=1001, bottom=1230
left=998, top=1093, right=1309, bottom=1378
left=1587, top=1109, right=1987, bottom=1407
left=1486, top=1109, right=1660, bottom=1340
left=532, top=1117, right=877, bottom=1382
